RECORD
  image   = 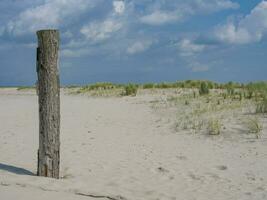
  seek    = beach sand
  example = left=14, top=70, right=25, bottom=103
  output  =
left=0, top=88, right=266, bottom=200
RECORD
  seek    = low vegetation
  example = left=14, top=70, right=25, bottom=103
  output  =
left=76, top=82, right=139, bottom=97
left=13, top=80, right=266, bottom=96
left=124, top=84, right=138, bottom=96
left=146, top=81, right=266, bottom=137
left=207, top=118, right=221, bottom=135
left=199, top=82, right=209, bottom=95
left=256, top=98, right=267, bottom=114
left=245, top=117, right=263, bottom=139
left=8, top=80, right=266, bottom=138
left=78, top=82, right=121, bottom=92
left=63, top=80, right=267, bottom=137
left=17, top=86, right=35, bottom=90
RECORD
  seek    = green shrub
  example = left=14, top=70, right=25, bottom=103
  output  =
left=246, top=81, right=267, bottom=99
left=208, top=118, right=221, bottom=135
left=207, top=81, right=214, bottom=89
left=199, top=82, right=209, bottom=95
left=246, top=117, right=263, bottom=138
left=79, top=82, right=120, bottom=92
left=143, top=83, right=155, bottom=89
left=124, top=84, right=138, bottom=96
left=256, top=96, right=267, bottom=114
left=224, top=81, right=235, bottom=96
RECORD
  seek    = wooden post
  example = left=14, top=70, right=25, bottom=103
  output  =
left=36, top=30, right=60, bottom=179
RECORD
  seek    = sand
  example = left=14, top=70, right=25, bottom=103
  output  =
left=0, top=88, right=266, bottom=200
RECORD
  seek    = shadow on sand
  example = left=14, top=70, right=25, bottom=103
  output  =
left=0, top=163, right=35, bottom=176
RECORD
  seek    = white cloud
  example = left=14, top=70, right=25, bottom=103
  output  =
left=178, top=39, right=206, bottom=56
left=177, top=39, right=211, bottom=72
left=192, top=0, right=239, bottom=12
left=214, top=1, right=267, bottom=44
left=62, top=31, right=73, bottom=39
left=6, top=0, right=99, bottom=35
left=214, top=23, right=252, bottom=44
left=64, top=39, right=87, bottom=49
left=80, top=19, right=122, bottom=42
left=140, top=11, right=182, bottom=25
left=61, top=48, right=91, bottom=58
left=113, top=0, right=125, bottom=14
left=139, top=0, right=239, bottom=26
left=127, top=41, right=153, bottom=54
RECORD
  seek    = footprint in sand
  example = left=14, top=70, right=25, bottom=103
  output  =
left=176, top=155, right=187, bottom=161
left=188, top=172, right=204, bottom=181
left=245, top=192, right=252, bottom=196
left=216, top=165, right=228, bottom=171
left=257, top=186, right=265, bottom=191
left=157, top=167, right=169, bottom=173
left=152, top=167, right=175, bottom=180
left=246, top=172, right=256, bottom=181
left=1, top=182, right=10, bottom=186
left=15, top=183, right=26, bottom=187
left=205, top=172, right=221, bottom=181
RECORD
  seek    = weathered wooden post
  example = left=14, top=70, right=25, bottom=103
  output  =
left=36, top=30, right=60, bottom=179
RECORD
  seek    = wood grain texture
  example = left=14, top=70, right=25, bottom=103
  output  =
left=36, top=30, right=60, bottom=179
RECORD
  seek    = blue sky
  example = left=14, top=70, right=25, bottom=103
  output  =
left=0, top=0, right=266, bottom=86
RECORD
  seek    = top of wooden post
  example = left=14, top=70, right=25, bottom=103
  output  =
left=36, top=29, right=59, bottom=37
left=37, top=29, right=59, bottom=33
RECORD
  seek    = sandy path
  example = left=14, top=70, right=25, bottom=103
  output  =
left=0, top=89, right=267, bottom=200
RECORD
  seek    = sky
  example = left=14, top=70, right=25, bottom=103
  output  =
left=0, top=0, right=266, bottom=86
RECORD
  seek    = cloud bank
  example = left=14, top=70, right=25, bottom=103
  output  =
left=214, top=1, right=267, bottom=44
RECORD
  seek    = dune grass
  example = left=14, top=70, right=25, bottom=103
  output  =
left=17, top=86, right=35, bottom=91
left=208, top=118, right=222, bottom=135
left=5, top=80, right=266, bottom=137
left=245, top=117, right=263, bottom=138
left=76, top=82, right=139, bottom=97
left=10, top=80, right=266, bottom=95
left=147, top=82, right=266, bottom=136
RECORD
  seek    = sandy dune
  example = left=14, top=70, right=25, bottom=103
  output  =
left=0, top=88, right=266, bottom=200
